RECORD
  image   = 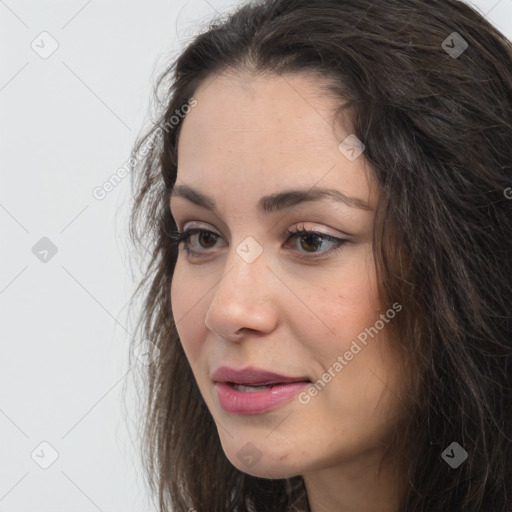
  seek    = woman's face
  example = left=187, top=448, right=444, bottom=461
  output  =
left=170, top=71, right=405, bottom=479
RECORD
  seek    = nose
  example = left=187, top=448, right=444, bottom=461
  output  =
left=204, top=239, right=280, bottom=342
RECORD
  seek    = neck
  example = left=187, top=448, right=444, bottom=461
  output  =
left=302, top=447, right=406, bottom=512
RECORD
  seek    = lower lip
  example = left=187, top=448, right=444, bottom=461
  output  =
left=214, top=381, right=309, bottom=415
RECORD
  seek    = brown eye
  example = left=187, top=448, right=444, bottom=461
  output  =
left=285, top=227, right=348, bottom=260
left=169, top=228, right=223, bottom=253
left=196, top=231, right=218, bottom=249
left=169, top=226, right=348, bottom=261
left=297, top=232, right=324, bottom=252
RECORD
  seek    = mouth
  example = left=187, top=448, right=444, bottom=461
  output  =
left=211, top=365, right=311, bottom=387
left=211, top=366, right=312, bottom=414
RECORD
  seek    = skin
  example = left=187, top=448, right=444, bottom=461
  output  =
left=170, top=70, right=407, bottom=512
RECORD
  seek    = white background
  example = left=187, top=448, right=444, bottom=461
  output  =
left=1, top=1, right=511, bottom=511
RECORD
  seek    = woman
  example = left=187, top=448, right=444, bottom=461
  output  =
left=127, top=0, right=512, bottom=510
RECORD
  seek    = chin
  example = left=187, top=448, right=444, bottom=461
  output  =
left=219, top=435, right=305, bottom=479
left=229, top=456, right=303, bottom=480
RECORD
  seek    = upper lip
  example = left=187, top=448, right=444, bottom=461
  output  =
left=212, top=365, right=311, bottom=385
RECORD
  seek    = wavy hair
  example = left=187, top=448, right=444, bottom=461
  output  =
left=126, top=1, right=512, bottom=510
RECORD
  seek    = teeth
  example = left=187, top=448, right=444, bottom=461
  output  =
left=233, top=383, right=273, bottom=392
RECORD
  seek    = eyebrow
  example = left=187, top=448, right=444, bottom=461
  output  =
left=170, top=185, right=372, bottom=214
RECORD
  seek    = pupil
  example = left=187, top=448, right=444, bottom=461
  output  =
left=302, top=234, right=322, bottom=252
left=200, top=232, right=217, bottom=248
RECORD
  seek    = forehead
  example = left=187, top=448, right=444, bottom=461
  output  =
left=180, top=71, right=346, bottom=149
left=176, top=71, right=376, bottom=209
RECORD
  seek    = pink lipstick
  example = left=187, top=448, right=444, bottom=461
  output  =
left=212, top=365, right=310, bottom=415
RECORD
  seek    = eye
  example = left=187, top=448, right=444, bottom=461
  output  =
left=169, top=227, right=223, bottom=254
left=169, top=224, right=348, bottom=260
left=284, top=225, right=348, bottom=260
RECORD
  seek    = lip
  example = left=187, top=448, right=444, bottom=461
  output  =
left=212, top=365, right=310, bottom=386
left=212, top=365, right=311, bottom=415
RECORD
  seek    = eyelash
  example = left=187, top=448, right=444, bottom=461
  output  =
left=168, top=225, right=348, bottom=261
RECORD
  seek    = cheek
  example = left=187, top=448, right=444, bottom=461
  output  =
left=344, top=248, right=379, bottom=308
left=339, top=265, right=381, bottom=337
left=306, top=249, right=381, bottom=341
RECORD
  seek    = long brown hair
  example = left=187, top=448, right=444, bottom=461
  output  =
left=126, top=1, right=512, bottom=510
